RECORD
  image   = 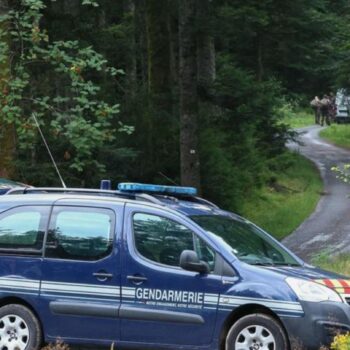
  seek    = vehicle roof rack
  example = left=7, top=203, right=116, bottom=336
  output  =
left=151, top=194, right=218, bottom=209
left=5, top=184, right=219, bottom=209
left=192, top=196, right=219, bottom=209
left=5, top=187, right=163, bottom=205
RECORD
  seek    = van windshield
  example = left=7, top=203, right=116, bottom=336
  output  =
left=191, top=215, right=300, bottom=266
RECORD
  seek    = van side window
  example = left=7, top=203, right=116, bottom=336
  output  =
left=45, top=207, right=114, bottom=261
left=0, top=206, right=48, bottom=251
left=133, top=213, right=216, bottom=271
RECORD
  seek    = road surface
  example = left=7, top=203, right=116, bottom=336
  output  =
left=283, top=125, right=350, bottom=262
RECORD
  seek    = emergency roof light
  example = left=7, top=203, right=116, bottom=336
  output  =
left=118, top=183, right=197, bottom=196
left=100, top=180, right=112, bottom=190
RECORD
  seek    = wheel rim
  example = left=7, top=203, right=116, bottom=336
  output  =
left=0, top=314, right=30, bottom=350
left=235, top=325, right=276, bottom=350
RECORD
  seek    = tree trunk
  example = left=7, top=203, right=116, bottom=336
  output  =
left=144, top=0, right=173, bottom=177
left=124, top=0, right=137, bottom=96
left=257, top=34, right=264, bottom=81
left=0, top=0, right=16, bottom=178
left=196, top=0, right=215, bottom=89
left=146, top=0, right=171, bottom=96
left=135, top=0, right=147, bottom=86
left=179, top=0, right=201, bottom=190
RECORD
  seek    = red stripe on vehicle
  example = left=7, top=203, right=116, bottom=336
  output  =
left=323, top=279, right=335, bottom=289
left=338, top=280, right=350, bottom=294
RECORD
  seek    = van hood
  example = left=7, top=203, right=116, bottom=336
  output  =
left=263, top=265, right=350, bottom=295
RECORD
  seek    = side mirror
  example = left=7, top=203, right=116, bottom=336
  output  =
left=180, top=250, right=209, bottom=274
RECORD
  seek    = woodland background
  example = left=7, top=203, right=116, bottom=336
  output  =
left=0, top=0, right=350, bottom=214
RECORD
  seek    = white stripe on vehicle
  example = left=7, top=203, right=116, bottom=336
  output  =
left=0, top=277, right=304, bottom=316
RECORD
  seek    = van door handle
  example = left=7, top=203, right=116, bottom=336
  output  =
left=127, top=275, right=148, bottom=284
left=93, top=272, right=113, bottom=281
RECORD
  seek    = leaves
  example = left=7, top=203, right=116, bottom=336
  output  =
left=81, top=0, right=99, bottom=7
left=0, top=0, right=131, bottom=179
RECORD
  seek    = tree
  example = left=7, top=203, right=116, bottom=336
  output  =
left=0, top=0, right=131, bottom=185
left=196, top=0, right=215, bottom=90
left=179, top=0, right=200, bottom=190
left=0, top=0, right=16, bottom=178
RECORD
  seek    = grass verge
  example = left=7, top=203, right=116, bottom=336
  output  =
left=320, top=124, right=350, bottom=148
left=311, top=251, right=350, bottom=276
left=281, top=108, right=315, bottom=128
left=241, top=152, right=323, bottom=240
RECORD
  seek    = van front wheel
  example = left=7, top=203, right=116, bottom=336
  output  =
left=226, top=313, right=288, bottom=350
left=0, top=304, right=42, bottom=350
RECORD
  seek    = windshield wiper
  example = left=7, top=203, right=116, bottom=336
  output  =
left=249, top=261, right=275, bottom=266
left=272, top=262, right=301, bottom=267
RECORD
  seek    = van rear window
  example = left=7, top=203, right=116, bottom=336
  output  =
left=0, top=206, right=48, bottom=251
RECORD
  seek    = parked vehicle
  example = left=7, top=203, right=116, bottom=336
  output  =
left=0, top=182, right=349, bottom=350
left=0, top=178, right=29, bottom=195
left=336, top=89, right=350, bottom=123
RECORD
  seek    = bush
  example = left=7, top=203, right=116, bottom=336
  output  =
left=40, top=334, right=350, bottom=350
left=41, top=339, right=69, bottom=350
left=330, top=332, right=350, bottom=350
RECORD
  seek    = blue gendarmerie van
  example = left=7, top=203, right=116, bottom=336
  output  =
left=0, top=183, right=349, bottom=350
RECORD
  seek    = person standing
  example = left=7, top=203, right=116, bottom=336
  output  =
left=320, top=94, right=331, bottom=126
left=310, top=96, right=321, bottom=124
left=328, top=92, right=337, bottom=122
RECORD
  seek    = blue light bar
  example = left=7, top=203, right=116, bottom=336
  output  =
left=100, top=179, right=111, bottom=190
left=118, top=183, right=197, bottom=196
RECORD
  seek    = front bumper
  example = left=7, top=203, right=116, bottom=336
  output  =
left=281, top=301, right=350, bottom=350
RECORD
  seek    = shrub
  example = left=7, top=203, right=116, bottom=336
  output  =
left=330, top=332, right=350, bottom=350
left=41, top=339, right=69, bottom=350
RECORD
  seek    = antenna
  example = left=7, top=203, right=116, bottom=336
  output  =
left=158, top=172, right=179, bottom=186
left=32, top=113, right=67, bottom=188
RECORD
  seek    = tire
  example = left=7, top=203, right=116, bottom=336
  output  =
left=0, top=304, right=42, bottom=350
left=226, top=313, right=288, bottom=350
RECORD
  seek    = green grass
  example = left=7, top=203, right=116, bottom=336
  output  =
left=281, top=108, right=314, bottom=128
left=320, top=124, right=350, bottom=148
left=241, top=152, right=323, bottom=240
left=311, top=251, right=350, bottom=276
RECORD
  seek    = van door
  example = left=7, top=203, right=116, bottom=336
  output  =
left=39, top=202, right=123, bottom=343
left=0, top=205, right=49, bottom=301
left=120, top=203, right=228, bottom=347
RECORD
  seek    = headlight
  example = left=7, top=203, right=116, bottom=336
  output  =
left=286, top=277, right=343, bottom=303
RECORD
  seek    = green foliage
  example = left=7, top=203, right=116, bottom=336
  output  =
left=81, top=0, right=99, bottom=7
left=331, top=333, right=350, bottom=350
left=214, top=0, right=349, bottom=96
left=311, top=251, right=350, bottom=276
left=240, top=152, right=322, bottom=240
left=321, top=125, right=350, bottom=149
left=199, top=57, right=293, bottom=211
left=0, top=0, right=347, bottom=214
left=279, top=102, right=314, bottom=128
left=321, top=124, right=350, bottom=190
left=0, top=0, right=131, bottom=183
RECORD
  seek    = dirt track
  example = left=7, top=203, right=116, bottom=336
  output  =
left=283, top=125, right=350, bottom=262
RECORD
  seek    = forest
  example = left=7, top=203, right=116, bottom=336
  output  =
left=1, top=0, right=350, bottom=214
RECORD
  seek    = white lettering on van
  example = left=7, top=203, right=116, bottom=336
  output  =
left=135, top=288, right=205, bottom=304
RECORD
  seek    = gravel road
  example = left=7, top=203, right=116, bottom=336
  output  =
left=283, top=125, right=350, bottom=261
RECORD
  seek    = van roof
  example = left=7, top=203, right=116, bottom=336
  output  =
left=0, top=187, right=228, bottom=217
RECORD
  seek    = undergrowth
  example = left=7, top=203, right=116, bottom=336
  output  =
left=241, top=151, right=322, bottom=240
left=312, top=250, right=350, bottom=276
left=41, top=332, right=350, bottom=350
left=320, top=124, right=350, bottom=149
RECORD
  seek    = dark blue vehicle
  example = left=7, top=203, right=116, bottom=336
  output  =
left=0, top=183, right=349, bottom=350
left=0, top=178, right=28, bottom=195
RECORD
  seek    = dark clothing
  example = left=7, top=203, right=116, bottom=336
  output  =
left=320, top=105, right=331, bottom=126
left=328, top=97, right=337, bottom=121
left=312, top=106, right=321, bottom=124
